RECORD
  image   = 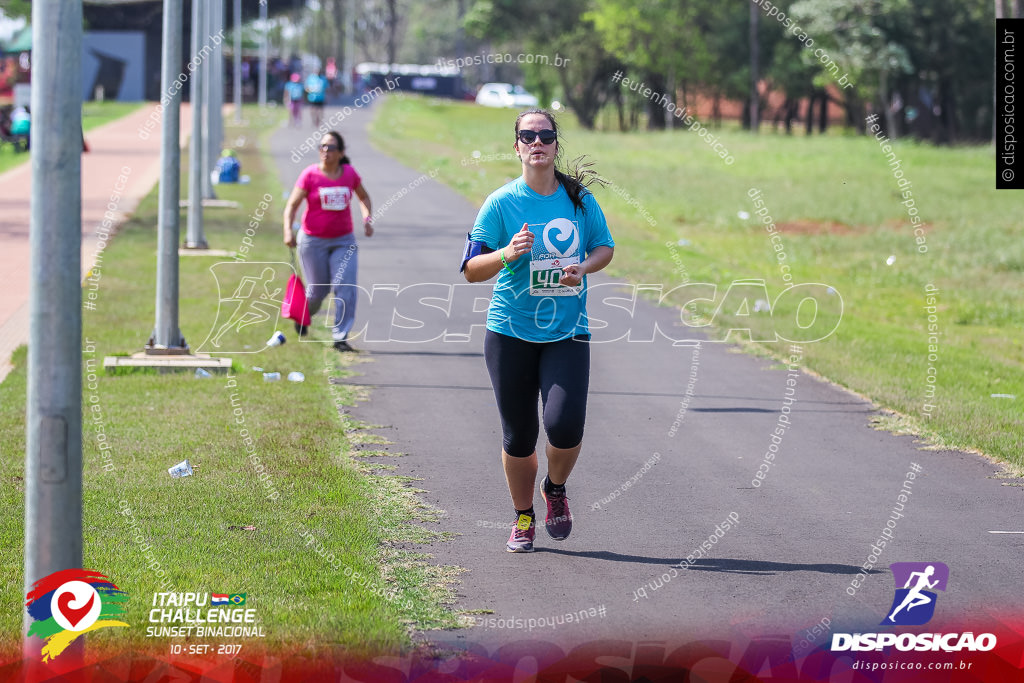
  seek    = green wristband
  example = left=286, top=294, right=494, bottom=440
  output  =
left=500, top=248, right=515, bottom=276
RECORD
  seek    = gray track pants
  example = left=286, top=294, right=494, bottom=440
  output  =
left=297, top=231, right=358, bottom=341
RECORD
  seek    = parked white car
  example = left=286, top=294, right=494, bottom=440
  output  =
left=475, top=82, right=539, bottom=108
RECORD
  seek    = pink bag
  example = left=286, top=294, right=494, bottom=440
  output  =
left=281, top=252, right=311, bottom=326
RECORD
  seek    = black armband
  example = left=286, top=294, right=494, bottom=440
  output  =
left=460, top=233, right=494, bottom=272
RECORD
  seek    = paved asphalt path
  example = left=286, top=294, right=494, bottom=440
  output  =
left=268, top=100, right=1024, bottom=657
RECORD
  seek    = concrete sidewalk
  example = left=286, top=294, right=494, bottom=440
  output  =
left=0, top=103, right=194, bottom=383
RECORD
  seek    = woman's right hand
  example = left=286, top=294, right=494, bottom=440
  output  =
left=504, top=223, right=534, bottom=262
left=283, top=225, right=297, bottom=248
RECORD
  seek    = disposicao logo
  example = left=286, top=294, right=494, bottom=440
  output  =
left=831, top=562, right=996, bottom=653
left=25, top=569, right=129, bottom=662
left=883, top=562, right=948, bottom=626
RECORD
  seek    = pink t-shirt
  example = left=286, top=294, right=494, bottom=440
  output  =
left=296, top=163, right=363, bottom=238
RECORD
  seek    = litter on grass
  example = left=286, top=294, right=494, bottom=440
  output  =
left=168, top=459, right=194, bottom=478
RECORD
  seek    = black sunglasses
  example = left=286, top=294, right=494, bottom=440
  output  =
left=517, top=129, right=556, bottom=145
left=319, top=144, right=340, bottom=152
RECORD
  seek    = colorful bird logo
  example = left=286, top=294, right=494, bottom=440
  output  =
left=25, top=569, right=129, bottom=662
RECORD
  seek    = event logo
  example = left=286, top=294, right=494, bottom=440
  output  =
left=198, top=262, right=287, bottom=353
left=25, top=569, right=129, bottom=662
left=883, top=562, right=948, bottom=626
left=832, top=561, right=996, bottom=653
left=541, top=218, right=579, bottom=258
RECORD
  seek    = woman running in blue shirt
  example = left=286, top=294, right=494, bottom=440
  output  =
left=461, top=109, right=614, bottom=552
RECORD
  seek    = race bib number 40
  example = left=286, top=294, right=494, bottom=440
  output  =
left=530, top=257, right=581, bottom=296
left=319, top=186, right=351, bottom=211
left=528, top=218, right=582, bottom=296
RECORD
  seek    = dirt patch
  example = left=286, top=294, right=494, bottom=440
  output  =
left=884, top=219, right=934, bottom=234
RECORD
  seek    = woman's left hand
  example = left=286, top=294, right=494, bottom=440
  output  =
left=364, top=216, right=374, bottom=237
left=560, top=264, right=584, bottom=287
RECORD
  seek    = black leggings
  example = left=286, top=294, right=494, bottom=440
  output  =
left=484, top=330, right=591, bottom=458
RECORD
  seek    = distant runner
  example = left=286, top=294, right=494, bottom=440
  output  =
left=461, top=109, right=615, bottom=552
left=284, top=73, right=305, bottom=128
left=283, top=131, right=374, bottom=352
left=305, top=69, right=328, bottom=128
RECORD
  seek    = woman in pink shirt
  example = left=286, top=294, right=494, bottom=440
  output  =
left=283, top=131, right=373, bottom=351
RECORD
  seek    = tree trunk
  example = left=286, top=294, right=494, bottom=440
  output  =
left=772, top=98, right=785, bottom=130
left=805, top=91, right=815, bottom=135
left=679, top=80, right=690, bottom=124
left=937, top=75, right=956, bottom=143
left=880, top=69, right=898, bottom=140
left=645, top=73, right=667, bottom=130
left=749, top=1, right=760, bottom=132
left=666, top=65, right=675, bottom=130
left=818, top=90, right=828, bottom=133
left=788, top=98, right=800, bottom=134
left=616, top=86, right=626, bottom=132
left=386, top=0, right=398, bottom=66
left=845, top=95, right=865, bottom=133
left=558, top=69, right=597, bottom=130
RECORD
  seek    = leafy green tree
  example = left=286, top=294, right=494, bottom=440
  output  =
left=789, top=0, right=912, bottom=134
left=587, top=0, right=732, bottom=130
left=0, top=1, right=31, bottom=21
left=464, top=0, right=621, bottom=129
left=789, top=0, right=992, bottom=141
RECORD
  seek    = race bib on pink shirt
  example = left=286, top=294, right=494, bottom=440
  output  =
left=319, top=186, right=351, bottom=211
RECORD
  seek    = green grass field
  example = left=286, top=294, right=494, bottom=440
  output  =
left=369, top=95, right=1022, bottom=469
left=0, top=105, right=459, bottom=657
left=81, top=101, right=144, bottom=132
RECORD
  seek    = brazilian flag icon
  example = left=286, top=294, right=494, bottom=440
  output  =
left=229, top=593, right=247, bottom=606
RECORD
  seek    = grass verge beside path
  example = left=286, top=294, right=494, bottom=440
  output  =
left=0, top=104, right=458, bottom=658
left=369, top=95, right=1022, bottom=470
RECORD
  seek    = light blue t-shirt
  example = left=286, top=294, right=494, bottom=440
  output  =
left=305, top=75, right=327, bottom=103
left=284, top=81, right=305, bottom=101
left=471, top=177, right=615, bottom=342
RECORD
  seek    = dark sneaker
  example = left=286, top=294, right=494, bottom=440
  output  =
left=506, top=512, right=536, bottom=553
left=541, top=481, right=572, bottom=540
left=294, top=321, right=308, bottom=337
left=333, top=340, right=356, bottom=352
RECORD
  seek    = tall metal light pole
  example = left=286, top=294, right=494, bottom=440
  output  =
left=152, top=0, right=186, bottom=350
left=212, top=0, right=224, bottom=155
left=346, top=0, right=355, bottom=93
left=24, top=0, right=83, bottom=655
left=258, top=0, right=268, bottom=107
left=186, top=0, right=208, bottom=248
left=233, top=0, right=242, bottom=123
left=200, top=0, right=215, bottom=200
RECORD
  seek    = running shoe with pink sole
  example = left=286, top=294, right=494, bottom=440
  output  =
left=506, top=512, right=536, bottom=552
left=541, top=482, right=572, bottom=540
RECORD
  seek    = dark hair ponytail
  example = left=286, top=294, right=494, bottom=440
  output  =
left=514, top=108, right=606, bottom=215
left=327, top=130, right=350, bottom=166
